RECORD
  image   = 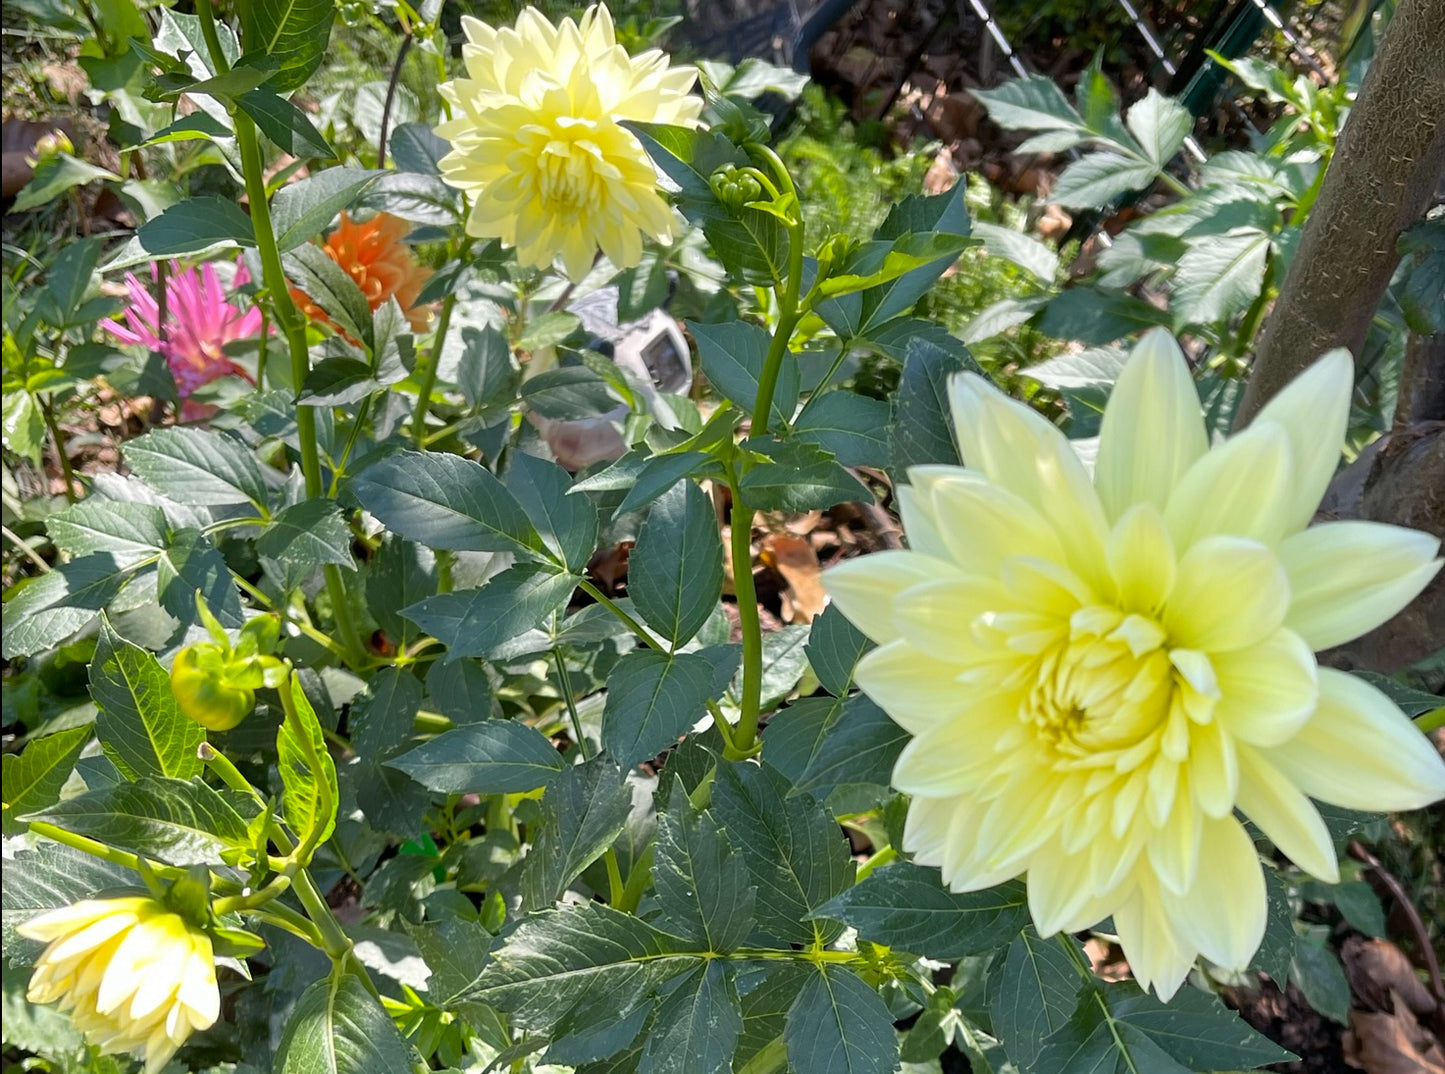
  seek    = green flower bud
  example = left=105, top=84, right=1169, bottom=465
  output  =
left=171, top=644, right=255, bottom=732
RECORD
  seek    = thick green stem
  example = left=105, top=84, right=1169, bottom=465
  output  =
left=194, top=0, right=228, bottom=74
left=854, top=844, right=896, bottom=882
left=411, top=238, right=470, bottom=448
left=41, top=397, right=78, bottom=502
left=29, top=822, right=182, bottom=879
left=291, top=867, right=354, bottom=965
left=726, top=502, right=764, bottom=761
left=728, top=146, right=806, bottom=759
left=410, top=291, right=456, bottom=448
left=199, top=2, right=365, bottom=669
left=1417, top=706, right=1445, bottom=734
left=552, top=646, right=590, bottom=758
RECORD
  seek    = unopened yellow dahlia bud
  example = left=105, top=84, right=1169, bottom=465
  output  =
left=18, top=896, right=220, bottom=1073
left=434, top=3, right=702, bottom=280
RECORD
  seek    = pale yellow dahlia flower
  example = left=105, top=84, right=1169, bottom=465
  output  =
left=825, top=329, right=1445, bottom=998
left=435, top=4, right=702, bottom=281
left=18, top=896, right=220, bottom=1073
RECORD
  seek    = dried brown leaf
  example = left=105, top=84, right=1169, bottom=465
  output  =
left=1344, top=993, right=1445, bottom=1074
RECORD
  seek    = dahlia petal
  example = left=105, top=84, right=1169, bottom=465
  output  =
left=127, top=971, right=176, bottom=1023
left=1095, top=328, right=1209, bottom=520
left=39, top=913, right=138, bottom=966
left=938, top=804, right=1032, bottom=893
left=1235, top=746, right=1339, bottom=882
left=94, top=923, right=153, bottom=1014
left=1262, top=668, right=1445, bottom=811
left=1028, top=845, right=1113, bottom=935
left=975, top=770, right=1072, bottom=871
left=1166, top=815, right=1266, bottom=970
left=1146, top=781, right=1202, bottom=895
left=1164, top=535, right=1289, bottom=652
left=178, top=947, right=220, bottom=1026
left=925, top=471, right=1065, bottom=573
left=17, top=901, right=114, bottom=942
left=949, top=373, right=1110, bottom=586
left=901, top=795, right=958, bottom=866
left=1114, top=876, right=1195, bottom=999
left=853, top=641, right=972, bottom=734
left=1106, top=502, right=1177, bottom=615
left=1001, top=556, right=1094, bottom=613
left=890, top=706, right=1016, bottom=795
left=1250, top=349, right=1353, bottom=533
left=1164, top=420, right=1293, bottom=549
left=822, top=549, right=961, bottom=644
left=891, top=575, right=1016, bottom=662
left=1189, top=714, right=1238, bottom=818
left=1279, top=521, right=1442, bottom=650
left=1212, top=629, right=1317, bottom=747
left=895, top=483, right=951, bottom=560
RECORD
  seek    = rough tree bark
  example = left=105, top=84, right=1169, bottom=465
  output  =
left=1235, top=0, right=1445, bottom=426
left=1316, top=337, right=1444, bottom=674
left=1233, top=0, right=1445, bottom=677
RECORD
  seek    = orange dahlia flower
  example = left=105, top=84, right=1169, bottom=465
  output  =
left=291, top=212, right=434, bottom=335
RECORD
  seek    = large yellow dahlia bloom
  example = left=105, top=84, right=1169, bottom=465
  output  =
left=435, top=4, right=702, bottom=281
left=18, top=896, right=220, bottom=1073
left=825, top=330, right=1445, bottom=998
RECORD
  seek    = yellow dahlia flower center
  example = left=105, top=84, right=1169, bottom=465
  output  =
left=523, top=117, right=627, bottom=216
left=1027, top=606, right=1173, bottom=756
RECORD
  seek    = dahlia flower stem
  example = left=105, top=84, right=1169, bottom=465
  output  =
left=726, top=499, right=765, bottom=761
left=27, top=822, right=184, bottom=879
left=256, top=308, right=269, bottom=390
left=231, top=119, right=365, bottom=668
left=211, top=871, right=294, bottom=915
left=41, top=398, right=78, bottom=503
left=552, top=645, right=590, bottom=759
left=291, top=866, right=355, bottom=966
left=229, top=571, right=349, bottom=660
left=251, top=903, right=327, bottom=947
left=293, top=871, right=382, bottom=1004
left=199, top=741, right=264, bottom=807
left=330, top=396, right=372, bottom=494
left=729, top=146, right=806, bottom=760
left=196, top=8, right=366, bottom=670
left=200, top=9, right=367, bottom=671
left=194, top=0, right=228, bottom=77
left=377, top=32, right=415, bottom=168
left=854, top=844, right=896, bottom=882
left=410, top=291, right=455, bottom=448
left=554, top=640, right=630, bottom=903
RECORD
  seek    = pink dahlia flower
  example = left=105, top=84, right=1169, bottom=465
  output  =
left=105, top=261, right=264, bottom=397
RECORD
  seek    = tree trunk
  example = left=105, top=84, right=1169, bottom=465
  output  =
left=1235, top=0, right=1445, bottom=426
